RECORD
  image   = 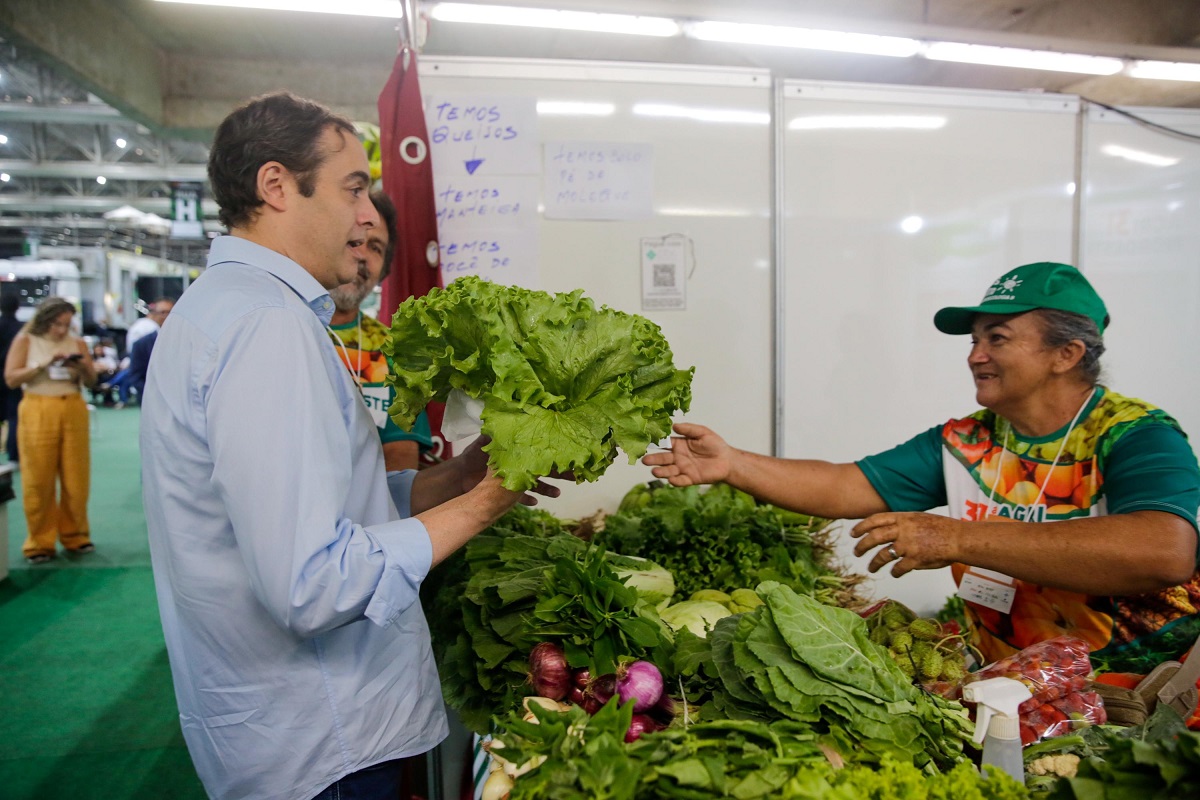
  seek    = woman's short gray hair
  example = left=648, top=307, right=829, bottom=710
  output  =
left=1036, top=308, right=1105, bottom=385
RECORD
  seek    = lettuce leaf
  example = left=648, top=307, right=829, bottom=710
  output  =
left=384, top=276, right=693, bottom=491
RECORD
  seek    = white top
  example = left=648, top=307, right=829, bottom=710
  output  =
left=124, top=316, right=159, bottom=351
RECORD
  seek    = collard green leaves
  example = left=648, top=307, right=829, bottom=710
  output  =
left=384, top=276, right=693, bottom=491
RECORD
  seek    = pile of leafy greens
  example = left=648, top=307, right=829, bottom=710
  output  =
left=675, top=581, right=975, bottom=774
left=384, top=276, right=694, bottom=491
left=596, top=481, right=865, bottom=606
left=494, top=699, right=1027, bottom=799
left=421, top=507, right=674, bottom=733
left=1034, top=704, right=1200, bottom=798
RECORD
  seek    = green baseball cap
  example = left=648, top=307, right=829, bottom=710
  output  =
left=933, top=262, right=1110, bottom=335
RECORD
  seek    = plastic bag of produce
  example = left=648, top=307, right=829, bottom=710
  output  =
left=1019, top=689, right=1107, bottom=745
left=964, top=635, right=1093, bottom=710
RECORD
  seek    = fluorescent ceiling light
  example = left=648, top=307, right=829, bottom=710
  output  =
left=633, top=102, right=769, bottom=125
left=155, top=0, right=404, bottom=16
left=1128, top=60, right=1200, bottom=82
left=430, top=3, right=679, bottom=36
left=1101, top=143, right=1180, bottom=167
left=789, top=114, right=946, bottom=130
left=688, top=20, right=919, bottom=58
left=900, top=215, right=924, bottom=234
left=924, top=42, right=1122, bottom=75
left=537, top=101, right=615, bottom=116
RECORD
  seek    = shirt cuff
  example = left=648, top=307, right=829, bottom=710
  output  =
left=386, top=468, right=419, bottom=518
left=362, top=516, right=434, bottom=628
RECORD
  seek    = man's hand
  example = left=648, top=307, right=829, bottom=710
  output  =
left=641, top=422, right=735, bottom=487
left=850, top=511, right=962, bottom=577
left=455, top=435, right=564, bottom=505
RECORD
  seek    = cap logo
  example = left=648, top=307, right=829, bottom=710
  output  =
left=983, top=274, right=1022, bottom=303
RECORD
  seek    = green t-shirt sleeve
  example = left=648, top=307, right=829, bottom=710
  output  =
left=1104, top=422, right=1200, bottom=534
left=856, top=425, right=947, bottom=512
left=380, top=400, right=434, bottom=450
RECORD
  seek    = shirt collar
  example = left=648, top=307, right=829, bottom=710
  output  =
left=207, top=235, right=336, bottom=326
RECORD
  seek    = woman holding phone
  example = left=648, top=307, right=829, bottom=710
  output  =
left=4, top=296, right=96, bottom=563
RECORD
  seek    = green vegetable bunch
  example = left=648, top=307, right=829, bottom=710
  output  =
left=424, top=519, right=672, bottom=733
left=703, top=582, right=975, bottom=773
left=598, top=481, right=865, bottom=606
left=384, top=276, right=693, bottom=491
left=1040, top=707, right=1200, bottom=799
left=493, top=698, right=1027, bottom=799
left=866, top=600, right=968, bottom=685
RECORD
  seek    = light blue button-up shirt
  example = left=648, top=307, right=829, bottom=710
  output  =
left=141, top=236, right=447, bottom=800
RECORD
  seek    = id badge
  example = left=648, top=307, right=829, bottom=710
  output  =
left=361, top=385, right=390, bottom=430
left=957, top=569, right=1016, bottom=614
left=48, top=365, right=71, bottom=381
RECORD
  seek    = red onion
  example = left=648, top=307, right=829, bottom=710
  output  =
left=567, top=686, right=586, bottom=706
left=581, top=672, right=617, bottom=715
left=572, top=668, right=590, bottom=690
left=647, top=692, right=676, bottom=727
left=616, top=661, right=664, bottom=712
left=625, top=713, right=658, bottom=743
left=528, top=642, right=570, bottom=701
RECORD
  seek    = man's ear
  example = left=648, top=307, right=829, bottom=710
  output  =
left=256, top=161, right=291, bottom=213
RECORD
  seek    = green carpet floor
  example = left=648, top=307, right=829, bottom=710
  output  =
left=0, top=406, right=207, bottom=799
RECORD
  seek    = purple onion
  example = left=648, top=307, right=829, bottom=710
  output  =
left=625, top=713, right=658, bottom=743
left=528, top=642, right=570, bottom=701
left=616, top=661, right=664, bottom=712
left=648, top=692, right=677, bottom=726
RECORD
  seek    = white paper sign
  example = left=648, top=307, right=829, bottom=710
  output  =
left=641, top=239, right=687, bottom=311
left=426, top=96, right=540, bottom=176
left=435, top=176, right=538, bottom=234
left=957, top=571, right=1016, bottom=614
left=439, top=231, right=540, bottom=289
left=543, top=142, right=654, bottom=220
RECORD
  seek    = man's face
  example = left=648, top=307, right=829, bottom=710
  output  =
left=290, top=126, right=375, bottom=289
left=968, top=312, right=1060, bottom=412
left=330, top=204, right=388, bottom=313
left=149, top=301, right=174, bottom=324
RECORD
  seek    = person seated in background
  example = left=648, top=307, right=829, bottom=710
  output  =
left=328, top=190, right=433, bottom=471
left=645, top=262, right=1200, bottom=675
left=90, top=339, right=120, bottom=406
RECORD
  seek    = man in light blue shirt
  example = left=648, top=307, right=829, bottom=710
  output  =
left=140, top=92, right=557, bottom=800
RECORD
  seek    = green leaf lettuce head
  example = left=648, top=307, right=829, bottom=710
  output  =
left=384, top=276, right=694, bottom=491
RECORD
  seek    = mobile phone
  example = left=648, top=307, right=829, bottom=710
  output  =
left=55, top=354, right=83, bottom=365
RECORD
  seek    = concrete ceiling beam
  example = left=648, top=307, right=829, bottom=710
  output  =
left=0, top=0, right=166, bottom=131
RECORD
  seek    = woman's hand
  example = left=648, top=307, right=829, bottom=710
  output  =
left=641, top=422, right=735, bottom=487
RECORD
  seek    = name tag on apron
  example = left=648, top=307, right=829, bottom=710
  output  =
left=48, top=365, right=71, bottom=381
left=361, top=385, right=390, bottom=430
left=957, top=568, right=1016, bottom=614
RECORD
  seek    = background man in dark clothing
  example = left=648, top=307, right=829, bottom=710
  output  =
left=0, top=294, right=24, bottom=463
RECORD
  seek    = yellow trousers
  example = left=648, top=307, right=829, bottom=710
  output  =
left=18, top=393, right=91, bottom=556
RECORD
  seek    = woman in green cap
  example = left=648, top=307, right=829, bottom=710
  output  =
left=644, top=262, right=1200, bottom=674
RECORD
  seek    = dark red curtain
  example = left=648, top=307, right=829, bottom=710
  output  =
left=377, top=45, right=449, bottom=461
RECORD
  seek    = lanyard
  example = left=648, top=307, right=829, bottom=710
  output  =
left=325, top=312, right=363, bottom=386
left=985, top=386, right=1097, bottom=514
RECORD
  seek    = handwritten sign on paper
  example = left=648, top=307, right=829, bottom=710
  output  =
left=426, top=95, right=539, bottom=176
left=439, top=231, right=540, bottom=289
left=543, top=142, right=654, bottom=220
left=435, top=176, right=538, bottom=233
